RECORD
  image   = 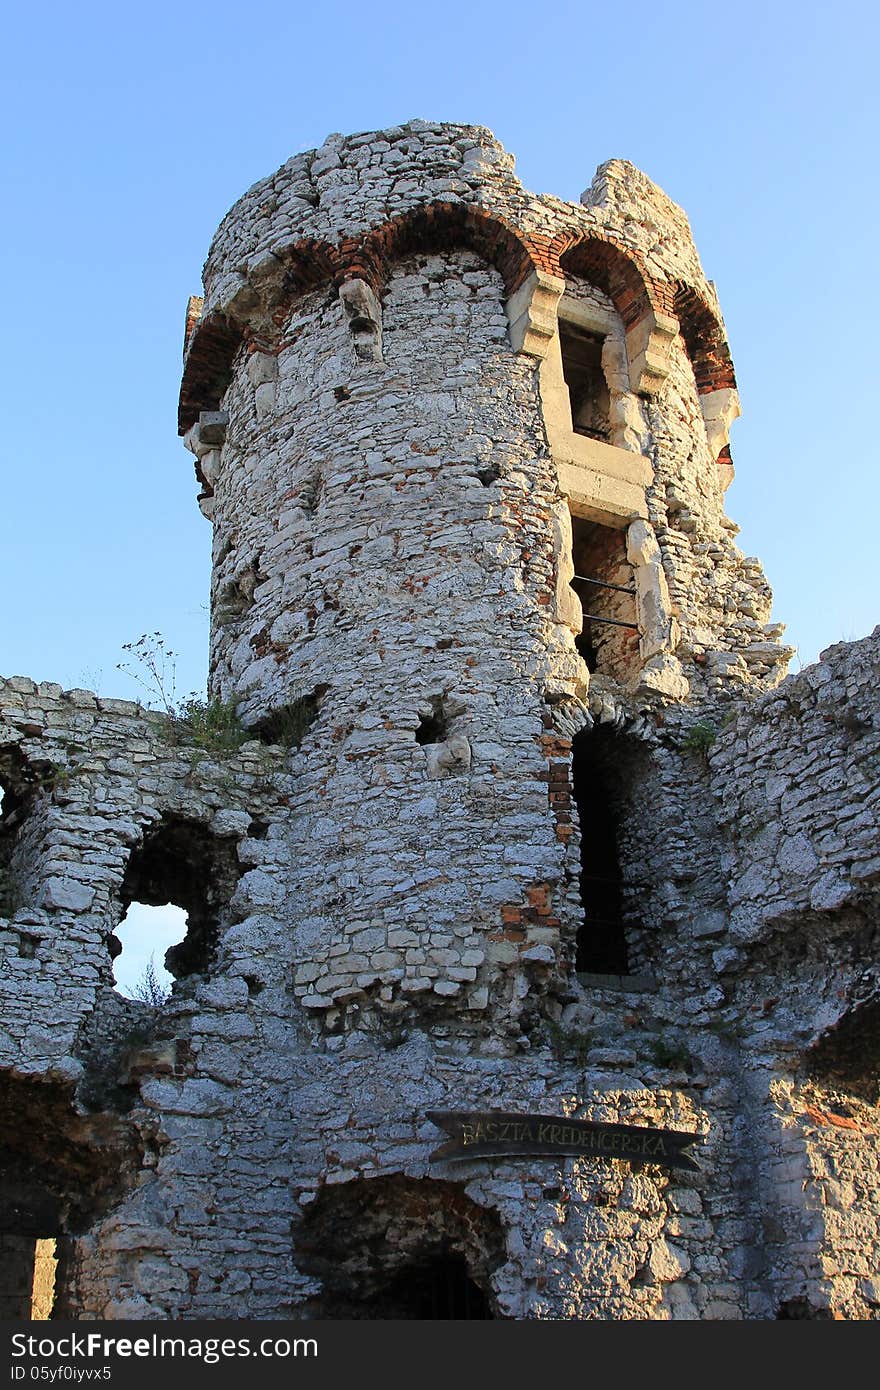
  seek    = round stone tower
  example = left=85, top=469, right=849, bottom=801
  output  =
left=7, top=122, right=876, bottom=1324
left=178, top=119, right=789, bottom=1033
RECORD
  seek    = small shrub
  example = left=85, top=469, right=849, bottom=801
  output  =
left=682, top=721, right=717, bottom=756
left=129, top=955, right=170, bottom=1007
left=545, top=1017, right=593, bottom=1066
left=647, top=1037, right=692, bottom=1071
left=118, top=633, right=251, bottom=755
left=170, top=696, right=250, bottom=754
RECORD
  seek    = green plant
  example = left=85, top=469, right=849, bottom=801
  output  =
left=647, top=1037, right=693, bottom=1071
left=170, top=695, right=250, bottom=754
left=118, top=633, right=251, bottom=755
left=682, top=721, right=717, bottom=756
left=545, top=1017, right=593, bottom=1066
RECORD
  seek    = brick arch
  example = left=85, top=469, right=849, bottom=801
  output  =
left=673, top=282, right=737, bottom=394
left=179, top=236, right=343, bottom=433
left=355, top=201, right=538, bottom=299
left=557, top=234, right=663, bottom=330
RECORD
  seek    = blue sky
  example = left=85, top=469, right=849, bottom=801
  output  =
left=2, top=0, right=877, bottom=706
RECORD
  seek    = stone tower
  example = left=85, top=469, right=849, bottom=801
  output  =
left=1, top=122, right=878, bottom=1321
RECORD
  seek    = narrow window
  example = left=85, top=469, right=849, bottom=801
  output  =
left=559, top=321, right=611, bottom=442
left=569, top=515, right=639, bottom=682
left=572, top=727, right=629, bottom=974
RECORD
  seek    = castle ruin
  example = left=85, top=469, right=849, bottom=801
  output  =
left=1, top=121, right=878, bottom=1320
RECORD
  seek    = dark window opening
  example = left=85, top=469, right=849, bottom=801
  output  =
left=249, top=690, right=325, bottom=748
left=570, top=515, right=639, bottom=683
left=416, top=696, right=448, bottom=746
left=559, top=320, right=611, bottom=442
left=572, top=727, right=630, bottom=974
left=0, top=1075, right=143, bottom=1318
left=293, top=1176, right=504, bottom=1320
left=777, top=1299, right=833, bottom=1320
left=116, top=816, right=241, bottom=981
left=366, top=1249, right=492, bottom=1319
left=805, top=998, right=880, bottom=1104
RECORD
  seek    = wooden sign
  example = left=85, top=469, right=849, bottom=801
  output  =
left=427, top=1110, right=702, bottom=1173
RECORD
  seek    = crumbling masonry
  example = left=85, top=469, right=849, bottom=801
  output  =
left=2, top=122, right=878, bottom=1320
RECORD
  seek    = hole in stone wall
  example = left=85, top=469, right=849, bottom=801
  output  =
left=293, top=1176, right=504, bottom=1319
left=0, top=1235, right=57, bottom=1320
left=570, top=515, right=640, bottom=683
left=559, top=321, right=611, bottom=442
left=112, top=902, right=186, bottom=1001
left=416, top=697, right=448, bottom=746
left=250, top=690, right=325, bottom=748
left=215, top=557, right=265, bottom=622
left=777, top=1298, right=833, bottom=1319
left=572, top=726, right=631, bottom=975
left=805, top=998, right=880, bottom=1103
left=300, top=473, right=323, bottom=515
left=0, top=1073, right=144, bottom=1317
left=116, top=816, right=241, bottom=981
left=368, top=1249, right=492, bottom=1319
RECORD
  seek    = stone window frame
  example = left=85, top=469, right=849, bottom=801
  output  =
left=507, top=272, right=683, bottom=690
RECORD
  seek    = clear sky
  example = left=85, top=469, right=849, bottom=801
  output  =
left=2, top=0, right=877, bottom=708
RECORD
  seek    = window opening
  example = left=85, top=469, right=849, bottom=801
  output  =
left=113, top=902, right=185, bottom=1000
left=115, top=816, right=241, bottom=981
left=416, top=696, right=448, bottom=745
left=0, top=748, right=44, bottom=917
left=569, top=515, right=639, bottom=681
left=559, top=320, right=611, bottom=442
left=572, top=727, right=629, bottom=974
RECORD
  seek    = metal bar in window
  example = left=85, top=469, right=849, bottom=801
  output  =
left=572, top=574, right=636, bottom=595
left=581, top=614, right=639, bottom=631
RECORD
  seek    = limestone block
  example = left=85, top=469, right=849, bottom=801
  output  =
left=254, top=382, right=276, bottom=420
left=520, top=944, right=555, bottom=965
left=339, top=278, right=383, bottom=362
left=198, top=411, right=229, bottom=447
left=549, top=503, right=583, bottom=633
left=637, top=654, right=689, bottom=699
left=809, top=870, right=851, bottom=912
left=505, top=270, right=565, bottom=359
left=41, top=878, right=94, bottom=913
left=624, top=311, right=679, bottom=395
left=425, top=735, right=471, bottom=779
left=246, top=352, right=278, bottom=387
left=556, top=461, right=647, bottom=526
left=646, top=1238, right=691, bottom=1284
left=700, top=387, right=742, bottom=460
left=626, top=520, right=659, bottom=568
